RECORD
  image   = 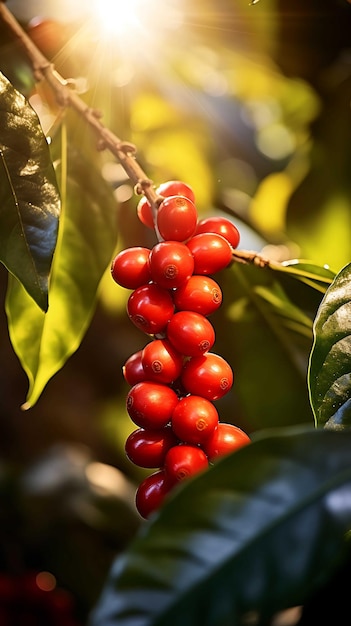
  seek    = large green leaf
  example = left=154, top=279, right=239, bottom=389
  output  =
left=308, top=262, right=351, bottom=428
left=89, top=427, right=351, bottom=626
left=0, top=71, right=60, bottom=311
left=6, top=148, right=118, bottom=408
left=212, top=262, right=315, bottom=431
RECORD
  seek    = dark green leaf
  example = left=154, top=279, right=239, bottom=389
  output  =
left=6, top=146, right=118, bottom=407
left=308, top=262, right=351, bottom=428
left=0, top=71, right=60, bottom=311
left=212, top=262, right=314, bottom=431
left=89, top=427, right=351, bottom=626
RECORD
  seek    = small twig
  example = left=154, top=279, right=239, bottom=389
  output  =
left=232, top=249, right=271, bottom=268
left=0, top=3, right=161, bottom=211
left=232, top=249, right=334, bottom=293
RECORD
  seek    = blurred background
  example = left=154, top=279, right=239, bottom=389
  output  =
left=0, top=0, right=351, bottom=623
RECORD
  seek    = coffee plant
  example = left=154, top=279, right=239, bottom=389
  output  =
left=0, top=1, right=351, bottom=625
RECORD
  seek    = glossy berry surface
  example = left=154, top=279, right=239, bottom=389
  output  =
left=181, top=352, right=234, bottom=400
left=136, top=181, right=196, bottom=231
left=203, top=422, right=251, bottom=461
left=135, top=469, right=170, bottom=519
left=173, top=275, right=223, bottom=316
left=136, top=195, right=155, bottom=229
left=125, top=426, right=178, bottom=468
left=164, top=445, right=208, bottom=485
left=127, top=283, right=174, bottom=335
left=126, top=381, right=179, bottom=429
left=171, top=395, right=219, bottom=445
left=148, top=241, right=195, bottom=289
left=196, top=216, right=240, bottom=249
left=156, top=195, right=198, bottom=242
left=157, top=180, right=196, bottom=204
left=142, top=339, right=183, bottom=384
left=187, top=233, right=233, bottom=275
left=122, top=350, right=146, bottom=386
left=167, top=310, right=215, bottom=356
left=111, top=247, right=151, bottom=289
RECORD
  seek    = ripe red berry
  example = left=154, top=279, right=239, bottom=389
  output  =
left=171, top=395, right=219, bottom=445
left=125, top=426, right=178, bottom=468
left=173, top=275, right=223, bottom=316
left=164, top=445, right=209, bottom=485
left=27, top=18, right=67, bottom=58
left=127, top=283, right=174, bottom=335
left=203, top=422, right=251, bottom=461
left=196, top=217, right=240, bottom=249
left=181, top=352, right=234, bottom=401
left=126, top=381, right=179, bottom=429
left=136, top=195, right=155, bottom=229
left=167, top=311, right=215, bottom=356
left=142, top=339, right=183, bottom=384
left=148, top=241, right=194, bottom=289
left=135, top=469, right=170, bottom=519
left=122, top=350, right=146, bottom=386
left=156, top=195, right=198, bottom=242
left=136, top=181, right=196, bottom=232
left=111, top=247, right=151, bottom=289
left=157, top=180, right=196, bottom=204
left=187, top=233, right=233, bottom=275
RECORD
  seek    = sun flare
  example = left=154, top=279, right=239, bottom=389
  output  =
left=92, top=0, right=150, bottom=38
left=89, top=0, right=184, bottom=45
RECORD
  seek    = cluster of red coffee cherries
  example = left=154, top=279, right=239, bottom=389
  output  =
left=111, top=180, right=251, bottom=519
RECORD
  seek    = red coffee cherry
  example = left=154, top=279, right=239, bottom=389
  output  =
left=135, top=469, right=170, bottom=519
left=122, top=350, right=146, bottom=386
left=203, top=422, right=251, bottom=461
left=125, top=426, right=178, bottom=468
left=181, top=352, right=234, bottom=401
left=164, top=445, right=209, bottom=485
left=136, top=181, right=196, bottom=232
left=156, top=195, right=198, bottom=242
left=196, top=217, right=240, bottom=249
left=173, top=275, right=223, bottom=316
left=127, top=283, right=174, bottom=335
left=126, top=381, right=179, bottom=429
left=148, top=241, right=194, bottom=289
left=157, top=180, right=196, bottom=204
left=27, top=18, right=68, bottom=59
left=142, top=339, right=183, bottom=384
left=167, top=311, right=215, bottom=356
left=187, top=233, right=233, bottom=275
left=136, top=195, right=155, bottom=229
left=171, top=395, right=219, bottom=445
left=111, top=247, right=151, bottom=289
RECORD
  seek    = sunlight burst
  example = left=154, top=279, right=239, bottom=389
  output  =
left=91, top=0, right=152, bottom=38
left=89, top=0, right=184, bottom=46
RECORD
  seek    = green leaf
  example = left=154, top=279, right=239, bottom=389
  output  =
left=89, top=427, right=351, bottom=626
left=212, top=263, right=315, bottom=431
left=277, top=259, right=335, bottom=293
left=267, top=259, right=335, bottom=319
left=6, top=148, right=118, bottom=408
left=0, top=71, right=60, bottom=311
left=308, top=262, right=351, bottom=428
